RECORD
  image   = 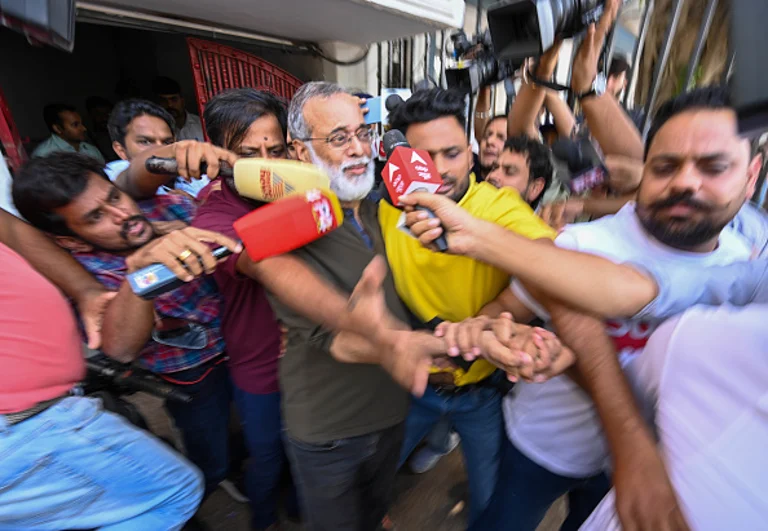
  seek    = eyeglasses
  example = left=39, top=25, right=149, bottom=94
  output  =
left=298, top=126, right=373, bottom=150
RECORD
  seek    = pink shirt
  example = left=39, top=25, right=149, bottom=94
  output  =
left=0, top=243, right=84, bottom=414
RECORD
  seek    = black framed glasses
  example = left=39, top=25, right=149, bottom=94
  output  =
left=298, top=126, right=373, bottom=150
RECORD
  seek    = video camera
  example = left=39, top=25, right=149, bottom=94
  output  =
left=84, top=352, right=192, bottom=404
left=445, top=29, right=517, bottom=94
left=487, top=0, right=606, bottom=64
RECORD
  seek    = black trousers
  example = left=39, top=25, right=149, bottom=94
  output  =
left=285, top=422, right=405, bottom=531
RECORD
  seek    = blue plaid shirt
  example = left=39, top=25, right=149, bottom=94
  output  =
left=73, top=194, right=225, bottom=373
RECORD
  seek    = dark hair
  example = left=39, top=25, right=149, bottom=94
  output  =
left=388, top=88, right=467, bottom=135
left=645, top=86, right=731, bottom=159
left=107, top=99, right=175, bottom=146
left=13, top=152, right=110, bottom=236
left=152, top=76, right=182, bottom=96
left=204, top=88, right=288, bottom=151
left=482, top=114, right=507, bottom=135
left=503, top=135, right=554, bottom=210
left=85, top=96, right=112, bottom=112
left=43, top=103, right=77, bottom=133
left=608, top=56, right=631, bottom=79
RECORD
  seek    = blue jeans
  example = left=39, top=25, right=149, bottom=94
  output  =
left=0, top=396, right=202, bottom=531
left=285, top=423, right=404, bottom=531
left=398, top=380, right=503, bottom=525
left=165, top=358, right=232, bottom=497
left=470, top=435, right=611, bottom=531
left=233, top=385, right=298, bottom=530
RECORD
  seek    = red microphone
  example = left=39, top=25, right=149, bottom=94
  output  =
left=234, top=188, right=344, bottom=262
left=381, top=130, right=448, bottom=251
left=127, top=189, right=343, bottom=299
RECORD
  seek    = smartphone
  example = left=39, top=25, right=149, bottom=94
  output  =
left=363, top=96, right=383, bottom=125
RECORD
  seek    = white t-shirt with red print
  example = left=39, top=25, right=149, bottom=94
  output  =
left=504, top=203, right=752, bottom=478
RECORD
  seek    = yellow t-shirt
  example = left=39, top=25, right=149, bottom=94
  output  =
left=379, top=174, right=556, bottom=385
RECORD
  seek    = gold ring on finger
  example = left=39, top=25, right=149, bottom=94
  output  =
left=178, top=249, right=193, bottom=261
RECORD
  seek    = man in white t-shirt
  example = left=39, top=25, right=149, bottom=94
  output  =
left=459, top=87, right=760, bottom=530
left=582, top=303, right=768, bottom=531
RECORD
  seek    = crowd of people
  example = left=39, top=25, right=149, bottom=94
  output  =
left=1, top=1, right=766, bottom=530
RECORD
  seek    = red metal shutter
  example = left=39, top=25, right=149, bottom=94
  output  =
left=0, top=84, right=27, bottom=172
left=186, top=37, right=303, bottom=139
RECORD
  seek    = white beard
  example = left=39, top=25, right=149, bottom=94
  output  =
left=307, top=145, right=375, bottom=202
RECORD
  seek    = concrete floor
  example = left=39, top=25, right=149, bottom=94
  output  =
left=129, top=393, right=565, bottom=531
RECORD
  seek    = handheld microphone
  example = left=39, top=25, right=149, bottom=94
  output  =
left=385, top=94, right=404, bottom=113
left=381, top=130, right=449, bottom=252
left=127, top=245, right=234, bottom=300
left=145, top=157, right=331, bottom=202
left=127, top=189, right=342, bottom=299
left=234, top=188, right=344, bottom=263
left=551, top=138, right=606, bottom=195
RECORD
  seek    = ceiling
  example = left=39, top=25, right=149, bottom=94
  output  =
left=77, top=0, right=465, bottom=45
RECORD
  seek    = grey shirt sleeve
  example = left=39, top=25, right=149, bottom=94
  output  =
left=633, top=259, right=768, bottom=320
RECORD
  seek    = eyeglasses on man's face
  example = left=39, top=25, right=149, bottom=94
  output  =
left=298, top=126, right=374, bottom=150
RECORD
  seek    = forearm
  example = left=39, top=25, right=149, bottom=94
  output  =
left=239, top=253, right=394, bottom=339
left=474, top=86, right=492, bottom=144
left=508, top=81, right=546, bottom=138
left=582, top=193, right=635, bottom=219
left=0, top=209, right=105, bottom=301
left=544, top=91, right=576, bottom=138
left=100, top=282, right=155, bottom=362
left=115, top=144, right=177, bottom=199
left=581, top=95, right=643, bottom=159
left=544, top=294, right=655, bottom=467
left=330, top=331, right=389, bottom=364
left=470, top=222, right=656, bottom=317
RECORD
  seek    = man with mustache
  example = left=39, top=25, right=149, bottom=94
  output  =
left=407, top=86, right=758, bottom=531
left=380, top=87, right=557, bottom=525
left=12, top=152, right=242, bottom=504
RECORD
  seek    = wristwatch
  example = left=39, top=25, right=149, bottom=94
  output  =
left=576, top=73, right=606, bottom=101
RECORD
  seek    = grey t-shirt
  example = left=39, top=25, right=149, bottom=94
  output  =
left=267, top=199, right=410, bottom=444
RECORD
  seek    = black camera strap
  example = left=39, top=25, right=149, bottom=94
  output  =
left=526, top=68, right=571, bottom=93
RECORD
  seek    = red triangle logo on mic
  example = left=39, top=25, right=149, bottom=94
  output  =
left=382, top=146, right=443, bottom=206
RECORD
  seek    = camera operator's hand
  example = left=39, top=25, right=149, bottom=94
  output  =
left=571, top=0, right=620, bottom=94
left=125, top=227, right=242, bottom=282
left=399, top=192, right=487, bottom=257
left=167, top=140, right=239, bottom=181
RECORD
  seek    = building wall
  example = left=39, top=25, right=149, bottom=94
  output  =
left=0, top=23, right=323, bottom=144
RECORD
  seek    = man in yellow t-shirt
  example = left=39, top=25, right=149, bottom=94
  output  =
left=381, top=88, right=555, bottom=524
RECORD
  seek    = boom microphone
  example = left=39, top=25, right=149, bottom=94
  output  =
left=127, top=189, right=343, bottom=299
left=381, top=130, right=449, bottom=252
left=145, top=157, right=331, bottom=202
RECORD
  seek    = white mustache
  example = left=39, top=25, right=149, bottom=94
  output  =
left=341, top=158, right=372, bottom=172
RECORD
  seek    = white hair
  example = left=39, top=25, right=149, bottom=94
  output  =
left=287, top=81, right=350, bottom=141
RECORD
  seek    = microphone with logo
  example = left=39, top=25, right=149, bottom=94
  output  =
left=127, top=189, right=343, bottom=299
left=145, top=157, right=331, bottom=202
left=381, top=130, right=449, bottom=252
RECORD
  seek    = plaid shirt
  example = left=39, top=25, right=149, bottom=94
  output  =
left=73, top=194, right=225, bottom=373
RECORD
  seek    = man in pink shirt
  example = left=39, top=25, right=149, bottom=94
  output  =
left=0, top=208, right=203, bottom=530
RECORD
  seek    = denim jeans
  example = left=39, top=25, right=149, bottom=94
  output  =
left=0, top=396, right=203, bottom=531
left=469, top=435, right=611, bottom=531
left=285, top=422, right=404, bottom=531
left=164, top=358, right=232, bottom=498
left=398, top=380, right=503, bottom=525
left=232, top=385, right=298, bottom=530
